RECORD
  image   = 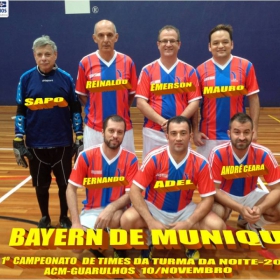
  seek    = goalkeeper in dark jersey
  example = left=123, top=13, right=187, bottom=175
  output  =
left=13, top=35, right=83, bottom=229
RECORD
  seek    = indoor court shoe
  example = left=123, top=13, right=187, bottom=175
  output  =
left=60, top=216, right=72, bottom=229
left=113, top=249, right=127, bottom=258
left=141, top=245, right=154, bottom=262
left=185, top=249, right=200, bottom=260
left=237, top=215, right=248, bottom=228
left=38, top=216, right=51, bottom=228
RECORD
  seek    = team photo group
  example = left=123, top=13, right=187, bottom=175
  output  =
left=13, top=19, right=280, bottom=262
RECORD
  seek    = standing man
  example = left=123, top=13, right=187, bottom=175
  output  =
left=136, top=25, right=201, bottom=159
left=76, top=20, right=137, bottom=152
left=121, top=116, right=225, bottom=260
left=66, top=115, right=138, bottom=256
left=13, top=35, right=83, bottom=228
left=193, top=24, right=260, bottom=158
left=209, top=113, right=280, bottom=240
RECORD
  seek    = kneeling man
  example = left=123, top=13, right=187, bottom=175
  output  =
left=209, top=113, right=280, bottom=245
left=121, top=116, right=225, bottom=260
left=66, top=115, right=138, bottom=256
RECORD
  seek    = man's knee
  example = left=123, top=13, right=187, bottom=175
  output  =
left=212, top=202, right=230, bottom=221
left=200, top=211, right=226, bottom=231
left=120, top=207, right=142, bottom=231
left=263, top=202, right=280, bottom=222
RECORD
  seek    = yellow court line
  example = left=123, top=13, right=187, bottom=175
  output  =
left=268, top=115, right=280, bottom=123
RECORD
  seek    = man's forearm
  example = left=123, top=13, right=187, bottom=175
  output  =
left=109, top=193, right=131, bottom=211
left=130, top=184, right=154, bottom=226
left=191, top=110, right=199, bottom=133
left=214, top=187, right=242, bottom=213
left=137, top=98, right=166, bottom=125
left=66, top=183, right=81, bottom=225
left=78, top=94, right=88, bottom=106
left=248, top=93, right=260, bottom=133
left=181, top=100, right=199, bottom=120
left=257, top=187, right=280, bottom=214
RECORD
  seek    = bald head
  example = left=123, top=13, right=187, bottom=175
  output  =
left=94, top=20, right=117, bottom=35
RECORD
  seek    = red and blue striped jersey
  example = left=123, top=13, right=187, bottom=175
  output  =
left=75, top=51, right=137, bottom=132
left=136, top=59, right=201, bottom=131
left=197, top=56, right=259, bottom=140
left=209, top=142, right=280, bottom=196
left=69, top=144, right=138, bottom=210
left=133, top=145, right=215, bottom=213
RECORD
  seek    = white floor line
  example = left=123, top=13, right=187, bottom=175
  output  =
left=0, top=175, right=32, bottom=204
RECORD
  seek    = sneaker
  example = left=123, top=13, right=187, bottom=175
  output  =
left=185, top=249, right=200, bottom=260
left=141, top=245, right=153, bottom=262
left=60, top=216, right=72, bottom=229
left=113, top=249, right=127, bottom=258
left=237, top=215, right=248, bottom=228
left=246, top=223, right=265, bottom=248
left=38, top=216, right=51, bottom=228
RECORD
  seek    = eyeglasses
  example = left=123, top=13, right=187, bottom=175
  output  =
left=158, top=39, right=179, bottom=45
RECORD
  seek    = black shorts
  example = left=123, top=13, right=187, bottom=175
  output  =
left=28, top=146, right=72, bottom=187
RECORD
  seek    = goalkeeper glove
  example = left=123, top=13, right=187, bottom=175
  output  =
left=72, top=135, right=83, bottom=161
left=13, top=138, right=33, bottom=168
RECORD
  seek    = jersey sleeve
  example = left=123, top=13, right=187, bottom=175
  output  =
left=68, top=151, right=89, bottom=187
left=124, top=156, right=139, bottom=192
left=75, top=60, right=88, bottom=96
left=263, top=152, right=280, bottom=186
left=133, top=156, right=156, bottom=190
left=245, top=62, right=259, bottom=96
left=129, top=61, right=137, bottom=95
left=197, top=160, right=216, bottom=197
left=209, top=150, right=223, bottom=184
left=15, top=74, right=28, bottom=137
left=135, top=67, right=150, bottom=100
left=64, top=72, right=83, bottom=134
left=187, top=68, right=202, bottom=103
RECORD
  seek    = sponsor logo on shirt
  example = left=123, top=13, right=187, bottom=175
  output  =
left=204, top=76, right=215, bottom=82
left=88, top=73, right=101, bottom=78
left=150, top=80, right=161, bottom=84
left=156, top=173, right=168, bottom=178
left=91, top=170, right=103, bottom=175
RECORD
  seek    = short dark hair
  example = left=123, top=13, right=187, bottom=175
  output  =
left=167, top=116, right=192, bottom=133
left=103, top=114, right=126, bottom=132
left=229, top=113, right=253, bottom=129
left=209, top=24, right=233, bottom=43
left=158, top=25, right=180, bottom=41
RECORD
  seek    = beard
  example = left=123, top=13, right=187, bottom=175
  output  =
left=104, top=138, right=122, bottom=150
left=231, top=138, right=251, bottom=151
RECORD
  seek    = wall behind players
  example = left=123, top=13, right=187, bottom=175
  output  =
left=0, top=1, right=279, bottom=106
